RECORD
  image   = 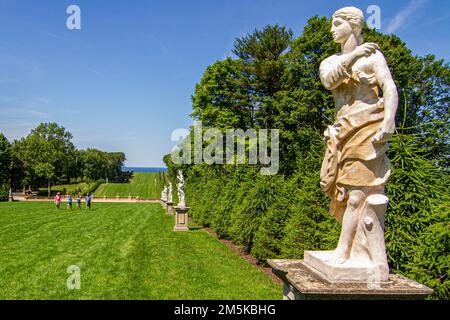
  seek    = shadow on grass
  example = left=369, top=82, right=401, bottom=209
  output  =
left=187, top=226, right=203, bottom=231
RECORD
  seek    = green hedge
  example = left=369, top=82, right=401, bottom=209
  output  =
left=0, top=186, right=8, bottom=201
left=37, top=180, right=105, bottom=197
left=84, top=179, right=106, bottom=196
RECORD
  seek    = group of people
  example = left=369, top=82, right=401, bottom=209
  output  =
left=54, top=192, right=92, bottom=210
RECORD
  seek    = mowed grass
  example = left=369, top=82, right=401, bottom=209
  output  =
left=0, top=202, right=281, bottom=299
left=94, top=172, right=167, bottom=199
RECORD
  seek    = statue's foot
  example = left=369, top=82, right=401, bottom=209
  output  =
left=331, top=257, right=348, bottom=264
left=326, top=247, right=350, bottom=265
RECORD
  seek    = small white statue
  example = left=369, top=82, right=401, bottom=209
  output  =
left=168, top=182, right=173, bottom=203
left=162, top=185, right=168, bottom=201
left=177, top=170, right=186, bottom=208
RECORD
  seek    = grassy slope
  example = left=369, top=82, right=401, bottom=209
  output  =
left=0, top=202, right=281, bottom=299
left=94, top=172, right=167, bottom=199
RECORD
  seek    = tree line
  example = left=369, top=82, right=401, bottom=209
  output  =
left=164, top=17, right=449, bottom=299
left=0, top=122, right=127, bottom=197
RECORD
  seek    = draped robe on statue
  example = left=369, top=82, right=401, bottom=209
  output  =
left=319, top=53, right=391, bottom=223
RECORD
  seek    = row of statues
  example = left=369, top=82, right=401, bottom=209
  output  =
left=161, top=170, right=186, bottom=208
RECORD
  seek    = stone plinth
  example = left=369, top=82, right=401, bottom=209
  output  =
left=8, top=195, right=13, bottom=202
left=268, top=259, right=433, bottom=300
left=166, top=201, right=174, bottom=215
left=304, top=251, right=389, bottom=283
left=174, top=206, right=189, bottom=231
left=162, top=200, right=167, bottom=209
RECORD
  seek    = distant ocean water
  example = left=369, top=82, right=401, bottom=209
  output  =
left=122, top=167, right=168, bottom=173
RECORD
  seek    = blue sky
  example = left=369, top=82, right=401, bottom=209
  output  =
left=0, top=0, right=448, bottom=166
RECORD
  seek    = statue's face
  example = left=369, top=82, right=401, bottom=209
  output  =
left=331, top=17, right=353, bottom=44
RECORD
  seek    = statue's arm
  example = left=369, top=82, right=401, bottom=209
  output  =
left=372, top=51, right=399, bottom=142
left=319, top=56, right=352, bottom=90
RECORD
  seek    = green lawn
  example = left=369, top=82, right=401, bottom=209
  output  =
left=0, top=202, right=281, bottom=299
left=94, top=172, right=167, bottom=199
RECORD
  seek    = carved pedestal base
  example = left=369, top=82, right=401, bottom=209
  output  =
left=304, top=251, right=389, bottom=283
left=8, top=196, right=13, bottom=202
left=268, top=259, right=433, bottom=300
left=166, top=202, right=174, bottom=215
left=174, top=206, right=189, bottom=231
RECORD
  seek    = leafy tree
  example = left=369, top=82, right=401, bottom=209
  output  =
left=233, top=24, right=293, bottom=128
left=0, top=133, right=12, bottom=187
left=191, top=58, right=253, bottom=129
left=13, top=123, right=75, bottom=195
left=79, top=148, right=126, bottom=182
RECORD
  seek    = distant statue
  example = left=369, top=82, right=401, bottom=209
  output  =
left=162, top=185, right=168, bottom=201
left=177, top=170, right=186, bottom=208
left=168, top=182, right=173, bottom=203
left=318, top=7, right=398, bottom=276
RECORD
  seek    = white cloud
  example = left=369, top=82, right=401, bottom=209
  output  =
left=386, top=0, right=427, bottom=34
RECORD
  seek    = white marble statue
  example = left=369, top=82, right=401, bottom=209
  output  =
left=162, top=185, right=168, bottom=201
left=168, top=182, right=173, bottom=203
left=177, top=170, right=186, bottom=208
left=310, top=6, right=398, bottom=282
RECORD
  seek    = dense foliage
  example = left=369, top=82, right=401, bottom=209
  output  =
left=165, top=17, right=449, bottom=299
left=0, top=122, right=126, bottom=196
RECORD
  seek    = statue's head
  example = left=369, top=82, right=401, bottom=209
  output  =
left=331, top=6, right=364, bottom=45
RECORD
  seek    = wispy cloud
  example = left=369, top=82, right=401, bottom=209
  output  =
left=143, top=34, right=169, bottom=56
left=0, top=77, right=18, bottom=85
left=386, top=0, right=427, bottom=33
left=0, top=96, right=51, bottom=139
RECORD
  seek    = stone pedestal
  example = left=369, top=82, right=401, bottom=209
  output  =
left=162, top=200, right=167, bottom=209
left=166, top=201, right=174, bottom=215
left=268, top=259, right=433, bottom=300
left=174, top=206, right=189, bottom=231
left=8, top=195, right=13, bottom=202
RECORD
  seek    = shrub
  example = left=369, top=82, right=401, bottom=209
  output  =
left=84, top=179, right=106, bottom=195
